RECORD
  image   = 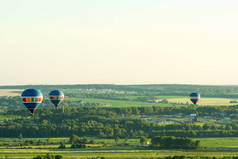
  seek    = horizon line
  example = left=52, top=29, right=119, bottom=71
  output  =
left=0, top=83, right=238, bottom=87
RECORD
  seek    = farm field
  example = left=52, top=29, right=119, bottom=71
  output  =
left=2, top=148, right=238, bottom=159
left=0, top=115, right=22, bottom=120
left=67, top=96, right=237, bottom=107
left=2, top=137, right=237, bottom=148
left=0, top=89, right=22, bottom=97
left=73, top=97, right=177, bottom=107
left=198, top=137, right=238, bottom=148
left=1, top=138, right=238, bottom=158
left=168, top=97, right=237, bottom=106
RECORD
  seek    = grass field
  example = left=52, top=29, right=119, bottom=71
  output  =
left=70, top=97, right=179, bottom=107
left=1, top=147, right=238, bottom=159
left=67, top=96, right=238, bottom=107
left=168, top=97, right=237, bottom=106
left=1, top=138, right=238, bottom=158
left=0, top=89, right=22, bottom=96
left=6, top=137, right=238, bottom=149
left=198, top=137, right=238, bottom=148
left=0, top=115, right=22, bottom=120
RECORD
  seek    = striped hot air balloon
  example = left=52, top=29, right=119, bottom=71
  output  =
left=189, top=92, right=200, bottom=105
left=21, top=89, right=43, bottom=116
left=49, top=90, right=64, bottom=109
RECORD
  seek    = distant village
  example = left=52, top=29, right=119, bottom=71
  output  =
left=118, top=113, right=238, bottom=124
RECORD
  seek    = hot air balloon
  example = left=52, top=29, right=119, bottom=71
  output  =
left=21, top=89, right=43, bottom=116
left=189, top=92, right=200, bottom=105
left=49, top=90, right=64, bottom=109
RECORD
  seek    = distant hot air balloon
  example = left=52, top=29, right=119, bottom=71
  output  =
left=49, top=90, right=64, bottom=109
left=21, top=89, right=43, bottom=116
left=189, top=93, right=200, bottom=105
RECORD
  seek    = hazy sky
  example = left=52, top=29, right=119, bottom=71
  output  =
left=1, top=0, right=238, bottom=85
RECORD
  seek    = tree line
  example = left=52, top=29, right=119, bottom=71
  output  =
left=1, top=107, right=238, bottom=138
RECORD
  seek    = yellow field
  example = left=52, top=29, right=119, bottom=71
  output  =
left=168, top=97, right=237, bottom=106
left=0, top=89, right=22, bottom=96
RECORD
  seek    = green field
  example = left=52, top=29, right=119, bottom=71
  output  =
left=0, top=115, right=22, bottom=120
left=66, top=96, right=238, bottom=107
left=1, top=138, right=238, bottom=158
left=69, top=97, right=179, bottom=107
left=198, top=137, right=238, bottom=148
left=2, top=149, right=238, bottom=159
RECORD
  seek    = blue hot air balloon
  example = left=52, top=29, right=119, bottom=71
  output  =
left=49, top=90, right=64, bottom=109
left=189, top=92, right=200, bottom=105
left=21, top=89, right=43, bottom=115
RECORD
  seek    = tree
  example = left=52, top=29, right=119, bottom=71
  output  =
left=58, top=142, right=66, bottom=149
left=33, top=156, right=42, bottom=159
left=71, top=144, right=86, bottom=148
left=124, top=137, right=128, bottom=143
left=80, top=137, right=89, bottom=144
left=18, top=133, right=23, bottom=140
left=55, top=155, right=63, bottom=159
left=45, top=153, right=54, bottom=159
left=151, top=136, right=200, bottom=149
left=37, top=139, right=41, bottom=145
left=69, top=134, right=80, bottom=144
left=114, top=136, right=120, bottom=144
left=140, top=136, right=148, bottom=146
left=161, top=99, right=169, bottom=104
left=89, top=139, right=95, bottom=144
left=33, top=153, right=62, bottom=159
left=46, top=138, right=50, bottom=145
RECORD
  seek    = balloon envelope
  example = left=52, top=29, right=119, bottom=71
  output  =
left=21, top=89, right=43, bottom=115
left=189, top=93, right=200, bottom=105
left=49, top=90, right=64, bottom=108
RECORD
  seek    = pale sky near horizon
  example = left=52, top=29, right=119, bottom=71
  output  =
left=1, top=0, right=238, bottom=85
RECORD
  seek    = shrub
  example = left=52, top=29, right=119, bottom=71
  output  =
left=71, top=144, right=87, bottom=148
left=151, top=136, right=200, bottom=149
left=58, top=142, right=66, bottom=149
